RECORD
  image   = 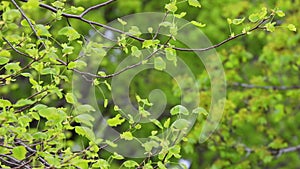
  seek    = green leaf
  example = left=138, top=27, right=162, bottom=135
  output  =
left=14, top=99, right=35, bottom=107
left=154, top=57, right=166, bottom=71
left=188, top=0, right=201, bottom=8
left=33, top=132, right=47, bottom=140
left=249, top=14, right=259, bottom=22
left=74, top=114, right=95, bottom=127
left=70, top=6, right=84, bottom=14
left=41, top=68, right=56, bottom=75
left=5, top=62, right=21, bottom=73
left=51, top=1, right=64, bottom=8
left=0, top=99, right=12, bottom=108
left=165, top=2, right=177, bottom=13
left=123, top=160, right=139, bottom=168
left=104, top=99, right=108, bottom=108
left=142, top=40, right=160, bottom=48
left=172, top=119, right=190, bottom=130
left=38, top=107, right=67, bottom=123
left=157, top=161, right=167, bottom=169
left=159, top=21, right=172, bottom=27
left=0, top=50, right=11, bottom=58
left=265, top=22, right=276, bottom=32
left=65, top=93, right=77, bottom=104
left=131, top=46, right=142, bottom=57
left=3, top=9, right=21, bottom=22
left=276, top=10, right=285, bottom=17
left=287, top=24, right=296, bottom=32
left=170, top=105, right=189, bottom=115
left=232, top=17, right=245, bottom=25
left=105, top=140, right=117, bottom=147
left=142, top=141, right=159, bottom=152
left=192, top=107, right=208, bottom=116
left=75, top=126, right=96, bottom=142
left=120, top=131, right=133, bottom=140
left=36, top=24, right=51, bottom=37
left=58, top=26, right=81, bottom=41
left=163, top=118, right=171, bottom=128
left=191, top=20, right=206, bottom=28
left=174, top=12, right=187, bottom=18
left=61, top=43, right=74, bottom=54
left=75, top=104, right=95, bottom=114
left=107, top=114, right=125, bottom=127
left=0, top=57, right=9, bottom=65
left=268, top=138, right=288, bottom=149
left=12, top=146, right=27, bottom=160
left=117, top=18, right=127, bottom=25
left=92, top=159, right=110, bottom=169
left=23, top=0, right=39, bottom=9
left=16, top=116, right=31, bottom=127
left=129, top=26, right=142, bottom=36
left=112, top=152, right=124, bottom=160
left=165, top=47, right=177, bottom=63
left=150, top=119, right=163, bottom=129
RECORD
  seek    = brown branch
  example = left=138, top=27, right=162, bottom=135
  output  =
left=0, top=154, right=31, bottom=169
left=2, top=37, right=34, bottom=59
left=14, top=139, right=50, bottom=167
left=172, top=18, right=269, bottom=52
left=35, top=1, right=270, bottom=52
left=10, top=0, right=45, bottom=48
left=79, top=0, right=117, bottom=17
left=230, top=82, right=300, bottom=90
left=240, top=144, right=300, bottom=158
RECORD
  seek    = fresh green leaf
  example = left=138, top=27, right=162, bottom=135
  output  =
left=58, top=26, right=81, bottom=41
left=287, top=24, right=296, bottom=32
left=75, top=126, right=96, bottom=142
left=191, top=20, right=206, bottom=28
left=107, top=114, right=125, bottom=127
left=188, top=0, right=201, bottom=8
left=154, top=57, right=166, bottom=71
left=12, top=146, right=26, bottom=160
left=120, top=131, right=134, bottom=140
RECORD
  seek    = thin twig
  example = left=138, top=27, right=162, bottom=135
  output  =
left=230, top=82, right=300, bottom=90
left=79, top=0, right=117, bottom=17
left=11, top=0, right=45, bottom=48
left=2, top=37, right=34, bottom=59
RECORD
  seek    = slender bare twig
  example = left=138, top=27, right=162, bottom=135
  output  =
left=153, top=11, right=170, bottom=40
left=0, top=154, right=31, bottom=169
left=10, top=0, right=45, bottom=48
left=230, top=82, right=300, bottom=90
left=2, top=37, right=34, bottom=59
left=34, top=1, right=270, bottom=52
left=15, top=139, right=50, bottom=167
left=79, top=0, right=117, bottom=17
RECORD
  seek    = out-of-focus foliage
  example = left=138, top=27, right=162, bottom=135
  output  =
left=0, top=0, right=299, bottom=168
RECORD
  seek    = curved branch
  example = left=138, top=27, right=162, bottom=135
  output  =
left=36, top=1, right=269, bottom=52
left=230, top=82, right=300, bottom=90
left=80, top=0, right=117, bottom=17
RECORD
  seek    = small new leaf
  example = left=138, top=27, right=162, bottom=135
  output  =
left=188, top=0, right=201, bottom=8
left=12, top=146, right=27, bottom=160
left=191, top=20, right=206, bottom=28
left=165, top=2, right=177, bottom=13
left=287, top=24, right=296, bottom=32
left=107, top=114, right=125, bottom=127
left=232, top=17, right=245, bottom=25
left=154, top=57, right=166, bottom=71
left=120, top=131, right=133, bottom=140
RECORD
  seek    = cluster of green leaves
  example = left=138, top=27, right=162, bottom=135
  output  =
left=0, top=0, right=299, bottom=169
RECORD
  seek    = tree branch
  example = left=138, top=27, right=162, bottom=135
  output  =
left=230, top=82, right=300, bottom=90
left=79, top=0, right=117, bottom=17
left=34, top=1, right=270, bottom=52
left=10, top=0, right=45, bottom=48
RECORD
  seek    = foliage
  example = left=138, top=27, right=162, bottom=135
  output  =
left=0, top=0, right=299, bottom=169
